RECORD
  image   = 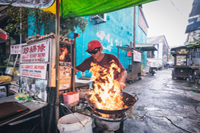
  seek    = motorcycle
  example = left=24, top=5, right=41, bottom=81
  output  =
left=149, top=67, right=156, bottom=76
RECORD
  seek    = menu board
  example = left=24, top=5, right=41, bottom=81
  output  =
left=59, top=64, right=71, bottom=90
left=20, top=40, right=49, bottom=63
left=20, top=63, right=47, bottom=79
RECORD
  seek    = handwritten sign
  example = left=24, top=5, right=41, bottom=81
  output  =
left=20, top=63, right=47, bottom=79
left=10, top=44, right=26, bottom=55
left=133, top=50, right=141, bottom=62
left=20, top=40, right=49, bottom=63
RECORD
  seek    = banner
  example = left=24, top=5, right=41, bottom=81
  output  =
left=20, top=63, right=47, bottom=79
left=133, top=50, right=141, bottom=62
left=20, top=40, right=49, bottom=63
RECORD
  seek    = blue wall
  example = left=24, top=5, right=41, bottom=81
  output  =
left=28, top=10, right=45, bottom=37
left=76, top=6, right=148, bottom=77
left=27, top=7, right=148, bottom=77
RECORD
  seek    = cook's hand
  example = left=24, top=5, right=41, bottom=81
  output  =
left=119, top=82, right=126, bottom=91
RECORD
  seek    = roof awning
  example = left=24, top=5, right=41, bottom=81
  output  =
left=171, top=46, right=188, bottom=51
left=185, top=16, right=200, bottom=33
left=189, top=0, right=200, bottom=17
left=0, top=0, right=156, bottom=18
left=135, top=43, right=157, bottom=51
left=41, top=0, right=156, bottom=18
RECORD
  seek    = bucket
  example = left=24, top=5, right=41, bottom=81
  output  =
left=57, top=113, right=93, bottom=133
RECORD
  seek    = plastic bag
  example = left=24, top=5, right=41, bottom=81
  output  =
left=0, top=76, right=11, bottom=83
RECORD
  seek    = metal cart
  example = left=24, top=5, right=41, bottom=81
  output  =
left=171, top=46, right=194, bottom=80
left=117, top=46, right=142, bottom=83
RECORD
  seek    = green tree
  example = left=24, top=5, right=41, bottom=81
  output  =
left=4, top=7, right=88, bottom=38
left=195, top=32, right=200, bottom=45
left=4, top=8, right=29, bottom=36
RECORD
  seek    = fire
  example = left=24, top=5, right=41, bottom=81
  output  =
left=89, top=60, right=124, bottom=110
left=59, top=47, right=69, bottom=61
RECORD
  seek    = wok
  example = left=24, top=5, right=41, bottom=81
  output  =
left=86, top=92, right=138, bottom=114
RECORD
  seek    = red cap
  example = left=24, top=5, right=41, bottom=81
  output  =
left=85, top=40, right=102, bottom=52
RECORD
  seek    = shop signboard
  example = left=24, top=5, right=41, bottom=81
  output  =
left=20, top=40, right=49, bottom=63
left=20, top=63, right=47, bottom=79
left=10, top=43, right=26, bottom=55
left=133, top=50, right=141, bottom=62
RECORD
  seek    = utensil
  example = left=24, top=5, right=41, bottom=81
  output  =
left=86, top=92, right=138, bottom=114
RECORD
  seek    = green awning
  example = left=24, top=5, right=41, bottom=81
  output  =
left=42, top=0, right=156, bottom=18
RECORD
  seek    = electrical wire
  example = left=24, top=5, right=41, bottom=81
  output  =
left=165, top=117, right=193, bottom=133
left=169, top=0, right=187, bottom=20
left=30, top=122, right=40, bottom=133
left=144, top=114, right=194, bottom=133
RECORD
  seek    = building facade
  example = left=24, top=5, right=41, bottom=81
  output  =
left=147, top=35, right=170, bottom=66
left=75, top=6, right=149, bottom=77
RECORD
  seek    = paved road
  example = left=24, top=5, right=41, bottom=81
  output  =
left=123, top=68, right=200, bottom=133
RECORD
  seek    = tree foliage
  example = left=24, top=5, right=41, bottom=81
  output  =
left=4, top=8, right=29, bottom=36
left=4, top=7, right=88, bottom=37
left=60, top=17, right=88, bottom=37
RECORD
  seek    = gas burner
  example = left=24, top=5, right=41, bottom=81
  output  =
left=93, top=111, right=125, bottom=119
left=92, top=112, right=126, bottom=131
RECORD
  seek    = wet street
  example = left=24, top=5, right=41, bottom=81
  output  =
left=123, top=68, right=200, bottom=133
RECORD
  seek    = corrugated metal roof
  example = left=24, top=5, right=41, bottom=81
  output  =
left=135, top=43, right=157, bottom=51
left=185, top=16, right=200, bottom=33
left=189, top=0, right=200, bottom=17
left=147, top=35, right=170, bottom=49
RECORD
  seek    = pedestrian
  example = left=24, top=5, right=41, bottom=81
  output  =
left=75, top=40, right=127, bottom=133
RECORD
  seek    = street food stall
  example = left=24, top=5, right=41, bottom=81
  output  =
left=186, top=44, right=200, bottom=83
left=0, top=0, right=156, bottom=132
left=117, top=46, right=142, bottom=83
left=171, top=46, right=198, bottom=80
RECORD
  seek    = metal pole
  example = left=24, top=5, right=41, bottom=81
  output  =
left=20, top=8, right=22, bottom=44
left=72, top=36, right=76, bottom=92
left=133, top=6, right=136, bottom=49
left=55, top=0, right=60, bottom=126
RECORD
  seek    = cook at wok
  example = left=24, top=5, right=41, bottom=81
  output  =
left=75, top=40, right=127, bottom=90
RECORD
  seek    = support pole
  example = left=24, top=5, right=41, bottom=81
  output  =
left=133, top=6, right=136, bottom=49
left=55, top=0, right=60, bottom=127
left=72, top=36, right=76, bottom=92
left=20, top=8, right=22, bottom=44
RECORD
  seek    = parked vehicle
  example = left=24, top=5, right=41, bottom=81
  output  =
left=149, top=67, right=156, bottom=76
left=147, top=58, right=163, bottom=70
left=164, top=61, right=174, bottom=68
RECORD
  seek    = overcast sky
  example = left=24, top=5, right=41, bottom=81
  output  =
left=143, top=0, right=193, bottom=48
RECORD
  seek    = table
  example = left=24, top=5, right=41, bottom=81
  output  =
left=0, top=96, right=47, bottom=133
left=0, top=82, right=11, bottom=96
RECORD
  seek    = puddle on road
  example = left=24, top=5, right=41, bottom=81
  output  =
left=146, top=107, right=160, bottom=111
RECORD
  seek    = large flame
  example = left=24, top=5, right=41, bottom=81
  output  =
left=59, top=47, right=69, bottom=61
left=89, top=60, right=124, bottom=110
